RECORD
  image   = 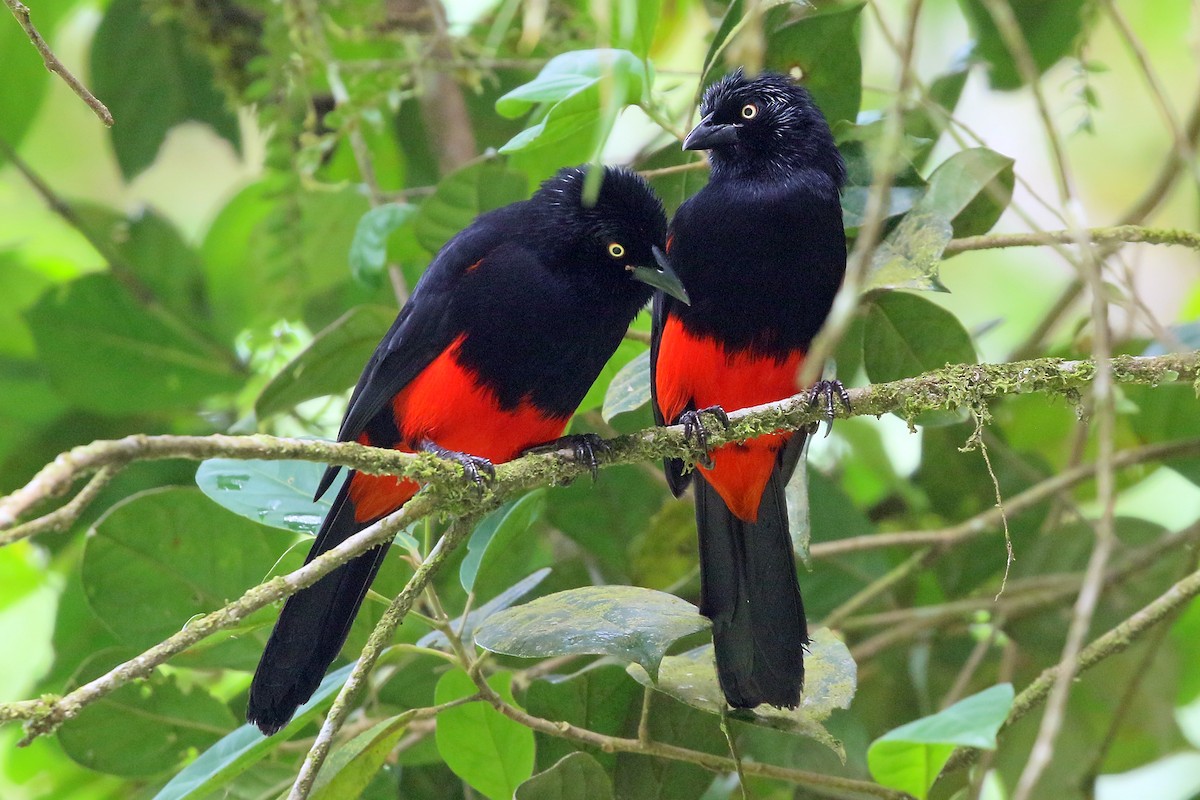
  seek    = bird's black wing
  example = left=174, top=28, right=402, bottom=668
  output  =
left=313, top=214, right=521, bottom=499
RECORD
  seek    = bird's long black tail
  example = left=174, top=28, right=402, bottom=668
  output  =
left=694, top=465, right=808, bottom=709
left=247, top=475, right=388, bottom=734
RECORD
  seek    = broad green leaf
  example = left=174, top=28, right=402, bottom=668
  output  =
left=548, top=463, right=664, bottom=577
left=525, top=664, right=641, bottom=772
left=699, top=0, right=746, bottom=88
left=958, top=0, right=1093, bottom=91
left=255, top=305, right=395, bottom=418
left=516, top=753, right=614, bottom=800
left=201, top=182, right=371, bottom=341
left=419, top=568, right=550, bottom=651
left=915, top=148, right=1015, bottom=238
left=349, top=204, right=419, bottom=288
left=1125, top=384, right=1200, bottom=486
left=0, top=2, right=70, bottom=164
left=59, top=672, right=236, bottom=777
left=474, top=585, right=709, bottom=676
left=497, top=50, right=651, bottom=161
left=602, top=349, right=651, bottom=421
left=907, top=55, right=972, bottom=167
left=865, top=211, right=953, bottom=292
left=151, top=663, right=356, bottom=800
left=81, top=487, right=290, bottom=668
left=616, top=0, right=661, bottom=59
left=0, top=256, right=51, bottom=359
left=867, top=684, right=1013, bottom=799
left=580, top=338, right=644, bottom=415
left=435, top=670, right=536, bottom=800
left=91, top=0, right=240, bottom=178
left=627, top=629, right=856, bottom=755
left=195, top=457, right=337, bottom=535
left=461, top=491, right=546, bottom=592
left=25, top=274, right=241, bottom=415
left=862, top=291, right=976, bottom=384
left=496, top=50, right=649, bottom=117
left=764, top=2, right=865, bottom=127
left=310, top=715, right=410, bottom=800
left=414, top=161, right=528, bottom=253
left=71, top=207, right=212, bottom=328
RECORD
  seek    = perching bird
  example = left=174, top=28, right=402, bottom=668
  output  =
left=248, top=165, right=685, bottom=734
left=651, top=70, right=847, bottom=709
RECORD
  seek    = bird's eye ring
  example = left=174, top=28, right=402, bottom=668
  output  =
left=607, top=242, right=626, bottom=258
left=741, top=103, right=758, bottom=119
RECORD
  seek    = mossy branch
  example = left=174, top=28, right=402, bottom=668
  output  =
left=4, top=351, right=1197, bottom=536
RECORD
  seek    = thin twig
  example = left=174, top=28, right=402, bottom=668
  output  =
left=3, top=0, right=113, bottom=125
left=945, top=225, right=1200, bottom=255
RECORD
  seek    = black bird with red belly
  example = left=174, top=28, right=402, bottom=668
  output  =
left=248, top=165, right=685, bottom=734
left=651, top=70, right=847, bottom=709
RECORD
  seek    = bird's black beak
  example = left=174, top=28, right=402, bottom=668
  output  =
left=683, top=112, right=738, bottom=151
left=628, top=247, right=690, bottom=305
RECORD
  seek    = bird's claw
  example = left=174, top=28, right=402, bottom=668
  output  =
left=678, top=405, right=729, bottom=469
left=806, top=380, right=851, bottom=437
left=420, top=440, right=495, bottom=490
left=524, top=434, right=610, bottom=481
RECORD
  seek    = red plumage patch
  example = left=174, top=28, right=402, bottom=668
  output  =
left=655, top=316, right=805, bottom=522
left=349, top=335, right=571, bottom=523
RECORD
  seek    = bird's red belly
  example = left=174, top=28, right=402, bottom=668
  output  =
left=655, top=316, right=804, bottom=521
left=349, top=335, right=570, bottom=522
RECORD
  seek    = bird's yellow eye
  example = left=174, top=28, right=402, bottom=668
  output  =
left=608, top=242, right=626, bottom=258
left=741, top=103, right=758, bottom=119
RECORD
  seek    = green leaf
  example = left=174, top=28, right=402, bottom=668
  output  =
left=71, top=207, right=213, bottom=329
left=195, top=457, right=337, bottom=535
left=461, top=491, right=547, bottom=592
left=497, top=50, right=650, bottom=161
left=496, top=50, right=649, bottom=117
left=349, top=204, right=419, bottom=288
left=255, top=305, right=395, bottom=418
left=0, top=2, right=70, bottom=165
left=81, top=487, right=290, bottom=668
left=151, top=663, right=357, bottom=800
left=201, top=182, right=372, bottom=341
left=958, top=0, right=1093, bottom=91
left=862, top=291, right=976, bottom=384
left=914, top=148, right=1015, bottom=238
left=420, top=568, right=550, bottom=651
left=25, top=274, right=241, bottom=415
left=310, top=715, right=410, bottom=800
left=627, top=629, right=856, bottom=755
left=865, top=211, right=953, bottom=292
left=1125, top=384, right=1200, bottom=485
left=525, top=664, right=641, bottom=772
left=907, top=55, right=972, bottom=167
left=578, top=337, right=643, bottom=416
left=474, top=585, right=710, bottom=676
left=867, top=684, right=1014, bottom=799
left=435, top=670, right=536, bottom=800
left=91, top=0, right=240, bottom=179
left=516, top=753, right=614, bottom=800
left=602, top=349, right=651, bottom=421
left=764, top=2, right=865, bottom=127
left=414, top=161, right=529, bottom=253
left=59, top=672, right=236, bottom=777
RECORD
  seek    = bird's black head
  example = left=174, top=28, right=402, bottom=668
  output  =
left=531, top=165, right=687, bottom=305
left=686, top=69, right=846, bottom=185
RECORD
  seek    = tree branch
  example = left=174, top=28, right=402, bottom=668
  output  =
left=3, top=0, right=113, bottom=126
left=4, top=352, right=1197, bottom=532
